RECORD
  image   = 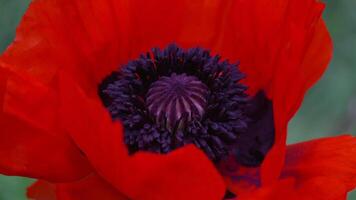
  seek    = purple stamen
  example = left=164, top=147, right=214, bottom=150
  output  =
left=98, top=44, right=275, bottom=164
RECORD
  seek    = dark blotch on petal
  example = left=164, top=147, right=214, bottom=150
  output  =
left=223, top=190, right=237, bottom=199
left=232, top=91, right=275, bottom=167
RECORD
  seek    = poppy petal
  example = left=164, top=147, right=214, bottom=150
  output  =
left=1, top=0, right=334, bottom=196
left=0, top=0, right=129, bottom=95
left=240, top=135, right=356, bottom=200
left=282, top=135, right=356, bottom=193
left=27, top=180, right=56, bottom=200
left=260, top=1, right=332, bottom=184
left=157, top=0, right=331, bottom=97
left=0, top=65, right=92, bottom=182
left=1, top=0, right=331, bottom=103
left=27, top=174, right=129, bottom=200
left=228, top=135, right=356, bottom=200
left=56, top=174, right=129, bottom=200
left=58, top=73, right=226, bottom=200
left=0, top=0, right=240, bottom=94
left=238, top=177, right=348, bottom=200
left=119, top=0, right=332, bottom=185
left=122, top=0, right=231, bottom=51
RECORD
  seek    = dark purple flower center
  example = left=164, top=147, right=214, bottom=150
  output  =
left=99, top=44, right=274, bottom=164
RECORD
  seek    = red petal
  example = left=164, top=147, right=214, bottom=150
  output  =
left=238, top=177, right=348, bottom=200
left=0, top=0, right=240, bottom=94
left=1, top=0, right=332, bottom=112
left=1, top=0, right=331, bottom=114
left=0, top=65, right=91, bottom=182
left=122, top=0, right=231, bottom=52
left=27, top=180, right=56, bottom=200
left=282, top=135, right=356, bottom=193
left=58, top=73, right=226, bottom=200
left=56, top=174, right=129, bottom=200
left=27, top=174, right=129, bottom=200
left=153, top=0, right=331, bottom=97
left=238, top=178, right=297, bottom=200
left=116, top=0, right=332, bottom=185
left=1, top=0, right=333, bottom=191
left=229, top=135, right=356, bottom=200
left=259, top=1, right=332, bottom=184
left=0, top=0, right=129, bottom=96
left=228, top=177, right=348, bottom=200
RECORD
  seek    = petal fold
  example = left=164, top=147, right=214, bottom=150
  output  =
left=1, top=0, right=334, bottom=194
left=282, top=135, right=356, bottom=193
left=56, top=174, right=129, bottom=200
left=58, top=73, right=226, bottom=200
left=28, top=174, right=128, bottom=200
left=257, top=0, right=332, bottom=184
left=0, top=65, right=91, bottom=182
left=228, top=135, right=356, bottom=200
left=0, top=0, right=129, bottom=95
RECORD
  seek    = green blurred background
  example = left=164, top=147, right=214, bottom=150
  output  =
left=0, top=0, right=355, bottom=199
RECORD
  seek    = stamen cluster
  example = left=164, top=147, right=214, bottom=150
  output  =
left=99, top=44, right=249, bottom=161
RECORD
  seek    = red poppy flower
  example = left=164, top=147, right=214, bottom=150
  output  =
left=0, top=0, right=355, bottom=199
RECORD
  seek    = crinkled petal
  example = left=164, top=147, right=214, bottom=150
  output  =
left=0, top=0, right=332, bottom=118
left=58, top=73, right=226, bottom=200
left=233, top=135, right=356, bottom=200
left=0, top=65, right=91, bottom=182
left=259, top=1, right=332, bottom=184
left=0, top=0, right=231, bottom=96
left=0, top=0, right=129, bottom=95
left=1, top=0, right=334, bottom=195
left=239, top=177, right=347, bottom=200
left=282, top=135, right=356, bottom=193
